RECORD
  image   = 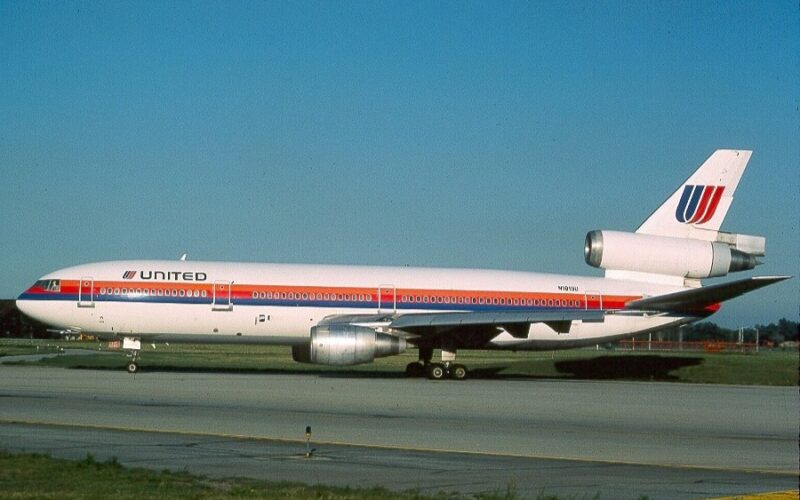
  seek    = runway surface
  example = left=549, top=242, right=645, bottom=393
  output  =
left=1, top=365, right=797, bottom=498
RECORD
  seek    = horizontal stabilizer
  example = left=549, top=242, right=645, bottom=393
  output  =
left=625, top=276, right=791, bottom=313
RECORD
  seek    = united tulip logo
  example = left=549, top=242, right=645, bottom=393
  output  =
left=675, top=185, right=724, bottom=224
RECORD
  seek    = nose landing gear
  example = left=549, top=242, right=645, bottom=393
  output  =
left=123, top=337, right=141, bottom=374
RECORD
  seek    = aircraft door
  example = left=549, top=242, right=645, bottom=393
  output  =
left=584, top=291, right=603, bottom=310
left=78, top=277, right=95, bottom=308
left=212, top=280, right=233, bottom=311
left=377, top=285, right=396, bottom=314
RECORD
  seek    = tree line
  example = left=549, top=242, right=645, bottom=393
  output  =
left=646, top=318, right=798, bottom=345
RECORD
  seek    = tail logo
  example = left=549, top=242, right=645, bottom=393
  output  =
left=675, top=185, right=725, bottom=224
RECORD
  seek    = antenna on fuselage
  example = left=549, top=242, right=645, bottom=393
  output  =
left=180, top=253, right=188, bottom=261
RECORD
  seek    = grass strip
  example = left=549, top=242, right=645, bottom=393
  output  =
left=0, top=449, right=586, bottom=500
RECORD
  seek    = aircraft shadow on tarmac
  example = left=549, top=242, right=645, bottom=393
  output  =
left=551, top=355, right=704, bottom=381
left=58, top=354, right=704, bottom=381
left=426, top=355, right=704, bottom=381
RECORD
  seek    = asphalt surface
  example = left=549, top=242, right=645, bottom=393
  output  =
left=0, top=364, right=797, bottom=498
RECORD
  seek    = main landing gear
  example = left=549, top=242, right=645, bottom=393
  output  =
left=405, top=347, right=468, bottom=380
left=123, top=337, right=141, bottom=374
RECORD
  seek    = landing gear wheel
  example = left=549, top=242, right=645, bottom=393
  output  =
left=427, top=363, right=446, bottom=380
left=450, top=364, right=468, bottom=380
left=405, top=362, right=425, bottom=377
left=127, top=362, right=139, bottom=374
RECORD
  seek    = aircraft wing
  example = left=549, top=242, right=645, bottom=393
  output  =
left=319, top=309, right=605, bottom=344
left=389, top=309, right=605, bottom=340
left=625, top=276, right=791, bottom=313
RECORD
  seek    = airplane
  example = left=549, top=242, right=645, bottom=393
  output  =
left=16, top=149, right=790, bottom=379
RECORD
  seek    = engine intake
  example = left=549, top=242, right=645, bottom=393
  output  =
left=584, top=230, right=759, bottom=279
left=292, top=325, right=406, bottom=366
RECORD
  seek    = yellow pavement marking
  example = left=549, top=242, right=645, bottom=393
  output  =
left=708, top=491, right=799, bottom=500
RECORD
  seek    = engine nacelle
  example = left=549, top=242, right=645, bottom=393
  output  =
left=584, top=230, right=759, bottom=279
left=292, top=325, right=406, bottom=366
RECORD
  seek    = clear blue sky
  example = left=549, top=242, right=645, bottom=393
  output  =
left=1, top=1, right=797, bottom=328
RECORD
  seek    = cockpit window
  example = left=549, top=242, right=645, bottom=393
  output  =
left=35, top=280, right=61, bottom=292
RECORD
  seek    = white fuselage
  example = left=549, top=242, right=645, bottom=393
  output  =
left=16, top=260, right=698, bottom=350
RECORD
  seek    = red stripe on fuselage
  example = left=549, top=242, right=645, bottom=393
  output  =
left=26, top=279, right=640, bottom=311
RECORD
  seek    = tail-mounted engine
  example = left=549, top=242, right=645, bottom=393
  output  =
left=584, top=230, right=763, bottom=279
left=292, top=325, right=406, bottom=366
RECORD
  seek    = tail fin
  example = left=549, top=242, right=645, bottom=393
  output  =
left=636, top=150, right=752, bottom=240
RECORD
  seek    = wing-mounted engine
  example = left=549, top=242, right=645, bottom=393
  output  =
left=292, top=325, right=406, bottom=366
left=584, top=230, right=763, bottom=280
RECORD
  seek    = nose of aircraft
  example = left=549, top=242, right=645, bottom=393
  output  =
left=16, top=285, right=48, bottom=324
left=16, top=294, right=36, bottom=320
